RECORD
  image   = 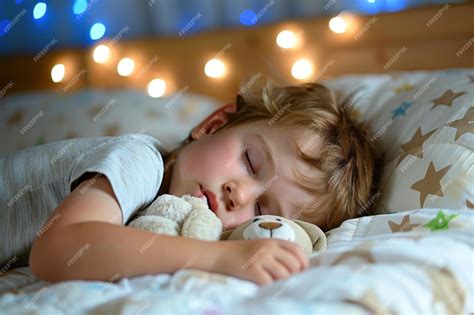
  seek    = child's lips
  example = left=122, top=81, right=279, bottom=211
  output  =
left=199, top=185, right=218, bottom=213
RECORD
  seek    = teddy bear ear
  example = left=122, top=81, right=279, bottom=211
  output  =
left=220, top=229, right=235, bottom=240
left=293, top=219, right=327, bottom=252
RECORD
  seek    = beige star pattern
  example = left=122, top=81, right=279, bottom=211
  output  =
left=425, top=267, right=465, bottom=315
left=331, top=242, right=375, bottom=265
left=388, top=214, right=420, bottom=232
left=397, top=127, right=436, bottom=166
left=411, top=162, right=452, bottom=207
left=345, top=289, right=395, bottom=314
left=467, top=199, right=473, bottom=209
left=430, top=89, right=466, bottom=110
left=447, top=106, right=474, bottom=141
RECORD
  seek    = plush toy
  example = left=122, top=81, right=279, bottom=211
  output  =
left=220, top=215, right=327, bottom=256
left=128, top=194, right=223, bottom=241
left=129, top=195, right=327, bottom=256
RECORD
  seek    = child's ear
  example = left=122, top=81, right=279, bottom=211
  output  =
left=190, top=102, right=237, bottom=140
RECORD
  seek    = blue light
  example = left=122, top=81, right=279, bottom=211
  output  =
left=33, top=2, right=47, bottom=19
left=356, top=0, right=383, bottom=14
left=384, top=0, right=408, bottom=12
left=16, top=0, right=24, bottom=4
left=73, top=0, right=88, bottom=15
left=0, top=19, right=10, bottom=37
left=90, top=23, right=106, bottom=40
left=239, top=10, right=256, bottom=26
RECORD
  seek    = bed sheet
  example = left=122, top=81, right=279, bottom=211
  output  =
left=1, top=208, right=472, bottom=315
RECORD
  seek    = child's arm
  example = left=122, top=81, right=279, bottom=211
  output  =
left=29, top=175, right=308, bottom=285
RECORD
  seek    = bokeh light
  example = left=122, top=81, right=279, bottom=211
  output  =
left=73, top=0, right=88, bottom=15
left=239, top=10, right=256, bottom=25
left=291, top=59, right=313, bottom=80
left=92, top=44, right=110, bottom=63
left=90, top=23, right=106, bottom=40
left=204, top=58, right=225, bottom=78
left=329, top=16, right=347, bottom=34
left=276, top=30, right=297, bottom=49
left=33, top=2, right=47, bottom=20
left=117, top=57, right=135, bottom=76
left=0, top=20, right=10, bottom=37
left=51, top=64, right=65, bottom=83
left=147, top=78, right=166, bottom=98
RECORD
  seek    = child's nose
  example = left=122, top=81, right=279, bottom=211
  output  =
left=224, top=180, right=259, bottom=211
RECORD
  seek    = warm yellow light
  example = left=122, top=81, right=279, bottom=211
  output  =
left=51, top=64, right=65, bottom=83
left=117, top=57, right=135, bottom=76
left=291, top=59, right=313, bottom=80
left=93, top=44, right=110, bottom=63
left=204, top=58, right=225, bottom=78
left=147, top=78, right=166, bottom=98
left=329, top=16, right=347, bottom=34
left=276, top=30, right=297, bottom=49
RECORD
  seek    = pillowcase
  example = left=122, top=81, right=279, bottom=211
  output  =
left=323, top=69, right=473, bottom=213
left=1, top=89, right=219, bottom=155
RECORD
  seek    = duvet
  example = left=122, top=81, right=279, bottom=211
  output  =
left=0, top=208, right=472, bottom=315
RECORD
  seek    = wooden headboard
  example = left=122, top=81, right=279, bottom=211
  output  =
left=0, top=2, right=473, bottom=102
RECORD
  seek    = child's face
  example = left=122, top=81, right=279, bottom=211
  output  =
left=168, top=120, right=324, bottom=230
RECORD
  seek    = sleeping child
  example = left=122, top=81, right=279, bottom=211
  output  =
left=0, top=81, right=382, bottom=286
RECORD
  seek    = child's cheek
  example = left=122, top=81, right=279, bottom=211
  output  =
left=220, top=210, right=254, bottom=229
left=189, top=138, right=238, bottom=181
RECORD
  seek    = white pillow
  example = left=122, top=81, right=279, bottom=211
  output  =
left=323, top=69, right=473, bottom=213
left=0, top=89, right=219, bottom=154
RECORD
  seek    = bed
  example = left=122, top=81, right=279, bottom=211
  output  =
left=1, top=67, right=473, bottom=314
left=1, top=1, right=474, bottom=313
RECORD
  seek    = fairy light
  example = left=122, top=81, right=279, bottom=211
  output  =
left=204, top=58, right=225, bottom=78
left=51, top=64, right=65, bottom=82
left=291, top=59, right=313, bottom=80
left=147, top=78, right=166, bottom=98
left=329, top=12, right=356, bottom=34
left=276, top=30, right=297, bottom=49
left=92, top=44, right=110, bottom=63
left=117, top=57, right=135, bottom=76
left=329, top=16, right=347, bottom=33
left=33, top=2, right=47, bottom=19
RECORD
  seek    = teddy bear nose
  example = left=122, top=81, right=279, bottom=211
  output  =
left=259, top=222, right=282, bottom=230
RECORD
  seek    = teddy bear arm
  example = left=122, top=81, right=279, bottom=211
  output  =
left=181, top=209, right=222, bottom=241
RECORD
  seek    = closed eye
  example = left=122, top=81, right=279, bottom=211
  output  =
left=243, top=149, right=262, bottom=216
left=245, top=150, right=255, bottom=174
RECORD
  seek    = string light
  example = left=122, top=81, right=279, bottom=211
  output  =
left=204, top=58, right=225, bottom=78
left=72, top=0, right=88, bottom=15
left=291, top=59, right=313, bottom=80
left=276, top=30, right=297, bottom=49
left=33, top=2, right=47, bottom=19
left=147, top=78, right=166, bottom=98
left=93, top=44, right=110, bottom=63
left=90, top=23, right=106, bottom=40
left=329, top=12, right=356, bottom=34
left=329, top=16, right=347, bottom=33
left=51, top=64, right=65, bottom=83
left=117, top=57, right=135, bottom=76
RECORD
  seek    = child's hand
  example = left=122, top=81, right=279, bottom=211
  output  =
left=211, top=239, right=309, bottom=286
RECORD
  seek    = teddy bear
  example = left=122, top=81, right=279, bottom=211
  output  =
left=128, top=194, right=223, bottom=241
left=220, top=215, right=327, bottom=256
left=129, top=194, right=327, bottom=256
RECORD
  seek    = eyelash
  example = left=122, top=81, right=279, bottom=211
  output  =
left=243, top=149, right=262, bottom=216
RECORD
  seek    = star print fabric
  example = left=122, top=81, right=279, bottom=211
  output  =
left=323, top=69, right=473, bottom=214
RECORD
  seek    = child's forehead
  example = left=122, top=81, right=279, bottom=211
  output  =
left=235, top=122, right=321, bottom=154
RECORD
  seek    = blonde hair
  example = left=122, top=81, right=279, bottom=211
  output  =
left=211, top=80, right=383, bottom=231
